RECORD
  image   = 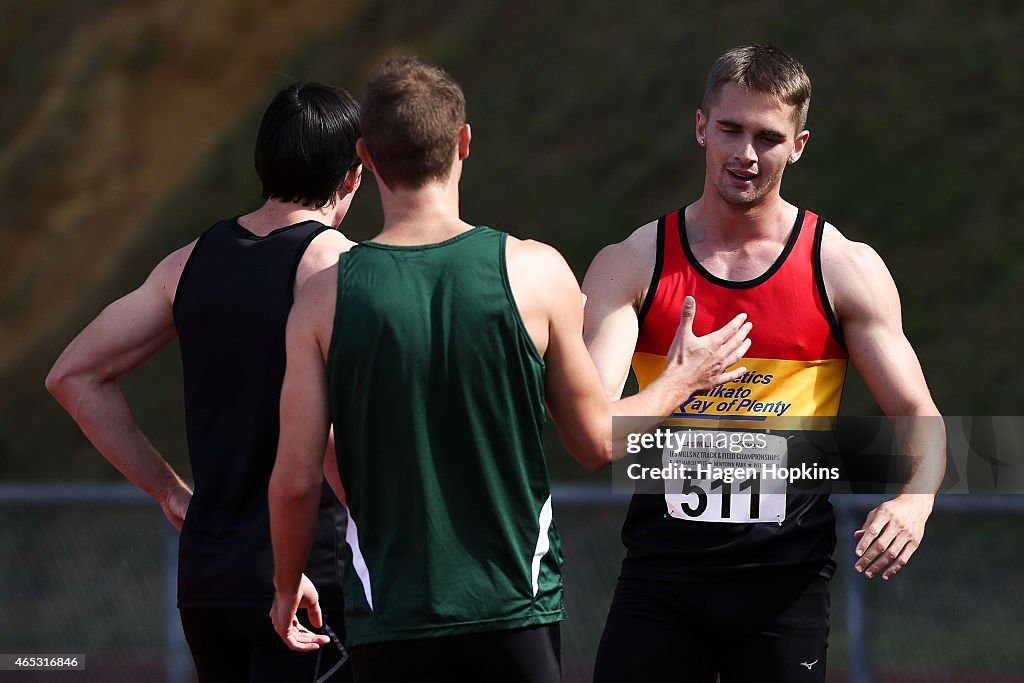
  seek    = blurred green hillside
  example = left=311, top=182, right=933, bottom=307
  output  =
left=2, top=0, right=1021, bottom=479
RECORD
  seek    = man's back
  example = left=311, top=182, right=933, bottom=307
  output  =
left=327, top=226, right=563, bottom=646
left=174, top=217, right=346, bottom=608
left=47, top=79, right=362, bottom=682
left=269, top=58, right=751, bottom=683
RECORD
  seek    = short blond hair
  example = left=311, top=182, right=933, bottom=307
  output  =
left=703, top=43, right=811, bottom=132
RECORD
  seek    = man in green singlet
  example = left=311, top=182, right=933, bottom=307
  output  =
left=268, top=57, right=752, bottom=682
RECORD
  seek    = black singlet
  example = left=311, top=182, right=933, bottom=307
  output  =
left=172, top=218, right=346, bottom=609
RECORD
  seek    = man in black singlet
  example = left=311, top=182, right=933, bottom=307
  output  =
left=47, top=82, right=360, bottom=682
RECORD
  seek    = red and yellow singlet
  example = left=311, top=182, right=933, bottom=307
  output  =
left=633, top=207, right=847, bottom=428
left=618, top=207, right=846, bottom=580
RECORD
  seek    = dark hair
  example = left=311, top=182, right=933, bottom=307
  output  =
left=360, top=57, right=466, bottom=189
left=703, top=43, right=811, bottom=132
left=254, top=81, right=360, bottom=208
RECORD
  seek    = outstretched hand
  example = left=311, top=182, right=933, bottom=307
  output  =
left=854, top=494, right=933, bottom=580
left=665, top=296, right=752, bottom=393
left=270, top=574, right=330, bottom=651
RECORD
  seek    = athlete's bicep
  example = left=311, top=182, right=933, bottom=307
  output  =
left=277, top=291, right=332, bottom=486
left=582, top=243, right=644, bottom=400
left=845, top=299, right=935, bottom=417
left=47, top=248, right=187, bottom=397
left=541, top=256, right=614, bottom=470
left=828, top=239, right=937, bottom=416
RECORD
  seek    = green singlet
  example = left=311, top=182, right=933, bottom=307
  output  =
left=326, top=226, right=564, bottom=647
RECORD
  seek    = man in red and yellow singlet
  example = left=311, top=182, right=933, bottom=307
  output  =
left=584, top=44, right=945, bottom=682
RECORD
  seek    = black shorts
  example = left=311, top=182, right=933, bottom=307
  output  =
left=350, top=623, right=561, bottom=683
left=594, top=572, right=829, bottom=683
left=180, top=607, right=351, bottom=683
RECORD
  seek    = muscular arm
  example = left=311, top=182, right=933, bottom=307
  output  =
left=297, top=230, right=354, bottom=506
left=268, top=266, right=337, bottom=650
left=294, top=229, right=355, bottom=294
left=823, top=226, right=946, bottom=579
left=508, top=236, right=751, bottom=471
left=45, top=245, right=195, bottom=529
left=581, top=222, right=657, bottom=400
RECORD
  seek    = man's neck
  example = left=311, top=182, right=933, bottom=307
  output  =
left=687, top=189, right=795, bottom=246
left=373, top=178, right=474, bottom=245
left=238, top=198, right=342, bottom=236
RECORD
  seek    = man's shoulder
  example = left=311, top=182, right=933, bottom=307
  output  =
left=296, top=229, right=354, bottom=290
left=298, top=260, right=341, bottom=300
left=819, top=221, right=896, bottom=320
left=505, top=235, right=574, bottom=274
left=819, top=222, right=888, bottom=278
left=161, top=239, right=200, bottom=272
left=302, top=228, right=355, bottom=262
left=506, top=233, right=562, bottom=258
left=596, top=218, right=659, bottom=264
left=504, top=236, right=581, bottom=303
left=582, top=219, right=660, bottom=302
left=155, top=239, right=199, bottom=305
left=292, top=261, right=340, bottom=332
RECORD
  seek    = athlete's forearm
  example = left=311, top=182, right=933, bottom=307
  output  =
left=269, top=467, right=321, bottom=594
left=615, top=373, right=698, bottom=421
left=47, top=374, right=190, bottom=504
left=894, top=407, right=946, bottom=497
left=557, top=379, right=698, bottom=471
left=607, top=381, right=697, bottom=459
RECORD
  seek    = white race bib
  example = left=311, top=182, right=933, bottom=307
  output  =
left=663, top=431, right=788, bottom=524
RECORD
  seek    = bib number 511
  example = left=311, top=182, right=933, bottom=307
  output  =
left=677, top=476, right=762, bottom=519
